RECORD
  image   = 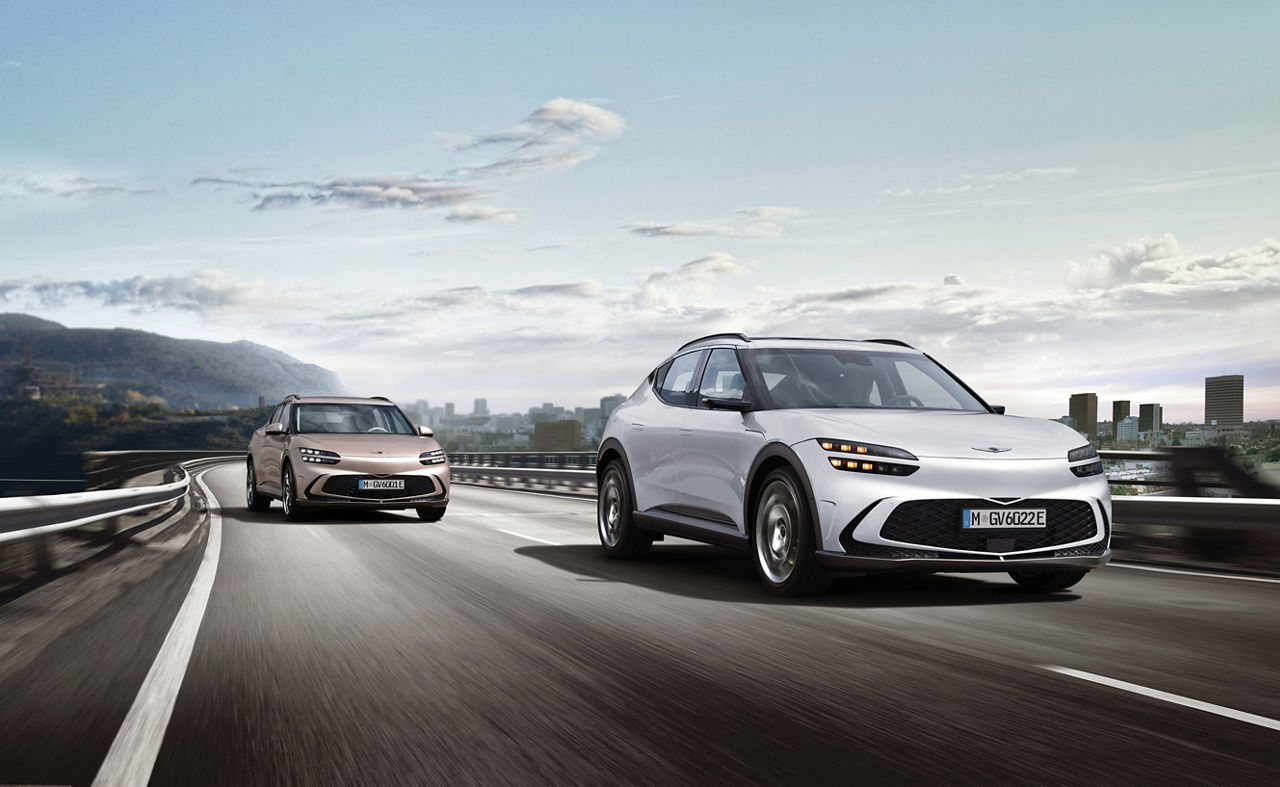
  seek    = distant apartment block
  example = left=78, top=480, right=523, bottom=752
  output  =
left=533, top=420, right=581, bottom=451
left=1068, top=393, right=1098, bottom=439
left=1112, top=400, right=1130, bottom=425
left=1116, top=415, right=1139, bottom=441
left=473, top=398, right=488, bottom=416
left=1138, top=403, right=1162, bottom=434
left=600, top=394, right=626, bottom=420
left=1204, top=375, right=1244, bottom=426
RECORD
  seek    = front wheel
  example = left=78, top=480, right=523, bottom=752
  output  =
left=752, top=468, right=829, bottom=596
left=246, top=458, right=271, bottom=512
left=597, top=462, right=652, bottom=558
left=1008, top=569, right=1088, bottom=592
left=281, top=464, right=308, bottom=522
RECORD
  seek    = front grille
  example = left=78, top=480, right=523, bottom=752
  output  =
left=321, top=475, right=440, bottom=500
left=877, top=499, right=1100, bottom=553
left=1054, top=542, right=1109, bottom=558
left=843, top=542, right=941, bottom=560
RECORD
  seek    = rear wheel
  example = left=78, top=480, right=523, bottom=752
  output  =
left=245, top=458, right=271, bottom=512
left=1008, top=569, right=1088, bottom=591
left=597, top=462, right=652, bottom=558
left=417, top=507, right=445, bottom=522
left=752, top=468, right=829, bottom=596
left=281, top=464, right=308, bottom=522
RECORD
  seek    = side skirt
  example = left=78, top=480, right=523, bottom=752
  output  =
left=633, top=509, right=748, bottom=550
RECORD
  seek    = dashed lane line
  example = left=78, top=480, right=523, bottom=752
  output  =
left=92, top=469, right=225, bottom=787
left=498, top=529, right=564, bottom=546
left=1043, top=666, right=1280, bottom=733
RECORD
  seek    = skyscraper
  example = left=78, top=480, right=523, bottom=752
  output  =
left=473, top=398, right=488, bottom=416
left=1138, top=403, right=1162, bottom=434
left=1112, top=400, right=1130, bottom=425
left=600, top=394, right=626, bottom=420
left=1068, top=393, right=1098, bottom=439
left=1204, top=375, right=1244, bottom=426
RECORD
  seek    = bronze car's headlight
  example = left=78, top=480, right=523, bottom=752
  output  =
left=299, top=447, right=340, bottom=464
left=818, top=438, right=918, bottom=476
left=420, top=449, right=446, bottom=465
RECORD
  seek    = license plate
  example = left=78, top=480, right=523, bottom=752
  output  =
left=963, top=508, right=1047, bottom=529
left=358, top=478, right=405, bottom=491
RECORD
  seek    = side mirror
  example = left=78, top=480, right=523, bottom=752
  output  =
left=991, top=405, right=1006, bottom=415
left=418, top=425, right=435, bottom=437
left=702, top=396, right=751, bottom=412
left=265, top=422, right=286, bottom=435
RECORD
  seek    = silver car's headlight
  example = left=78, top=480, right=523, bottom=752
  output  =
left=817, top=438, right=919, bottom=476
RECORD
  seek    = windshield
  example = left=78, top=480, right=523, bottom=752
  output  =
left=750, top=349, right=987, bottom=412
left=294, top=403, right=416, bottom=434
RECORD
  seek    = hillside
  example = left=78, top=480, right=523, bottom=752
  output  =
left=0, top=314, right=342, bottom=409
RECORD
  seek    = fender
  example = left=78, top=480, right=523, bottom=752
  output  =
left=745, top=442, right=823, bottom=545
left=596, top=437, right=637, bottom=508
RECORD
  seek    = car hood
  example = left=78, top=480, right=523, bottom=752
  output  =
left=756, top=409, right=1084, bottom=460
left=291, top=433, right=441, bottom=457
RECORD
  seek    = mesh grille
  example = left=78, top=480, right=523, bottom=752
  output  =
left=878, top=499, right=1099, bottom=553
left=842, top=542, right=941, bottom=560
left=321, top=475, right=440, bottom=500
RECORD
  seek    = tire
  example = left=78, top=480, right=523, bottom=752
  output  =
left=752, top=467, right=830, bottom=596
left=245, top=458, right=271, bottom=512
left=417, top=506, right=445, bottom=522
left=597, top=462, right=652, bottom=558
left=1008, top=569, right=1088, bottom=592
left=281, top=463, right=308, bottom=522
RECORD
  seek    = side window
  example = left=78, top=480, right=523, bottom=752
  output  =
left=657, top=351, right=703, bottom=406
left=697, top=349, right=746, bottom=403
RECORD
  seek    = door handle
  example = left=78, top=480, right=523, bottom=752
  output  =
left=679, top=428, right=693, bottom=436
left=630, top=422, right=645, bottom=430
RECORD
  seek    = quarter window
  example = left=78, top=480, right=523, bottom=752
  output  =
left=657, top=351, right=703, bottom=406
left=697, top=349, right=747, bottom=403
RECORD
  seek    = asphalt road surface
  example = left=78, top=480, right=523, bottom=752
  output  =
left=2, top=462, right=1278, bottom=785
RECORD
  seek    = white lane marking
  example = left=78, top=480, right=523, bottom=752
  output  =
left=498, top=529, right=563, bottom=546
left=1112, top=562, right=1280, bottom=585
left=306, top=526, right=324, bottom=541
left=93, top=469, right=225, bottom=787
left=1044, top=666, right=1280, bottom=733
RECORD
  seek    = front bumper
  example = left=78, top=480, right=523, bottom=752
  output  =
left=293, top=456, right=451, bottom=509
left=816, top=549, right=1111, bottom=575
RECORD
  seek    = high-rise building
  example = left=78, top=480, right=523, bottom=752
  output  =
left=600, top=394, right=626, bottom=420
left=1112, top=400, right=1130, bottom=425
left=444, top=402, right=455, bottom=418
left=1116, top=415, right=1139, bottom=442
left=1205, top=375, right=1244, bottom=426
left=473, top=398, right=488, bottom=416
left=1138, top=403, right=1162, bottom=434
left=1056, top=416, right=1078, bottom=430
left=1068, top=393, right=1098, bottom=439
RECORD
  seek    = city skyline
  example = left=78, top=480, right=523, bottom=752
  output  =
left=2, top=3, right=1278, bottom=420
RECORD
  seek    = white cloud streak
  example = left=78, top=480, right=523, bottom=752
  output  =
left=0, top=171, right=151, bottom=199
left=882, top=167, right=1077, bottom=198
left=627, top=206, right=803, bottom=240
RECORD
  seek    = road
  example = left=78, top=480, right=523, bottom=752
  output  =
left=1, top=461, right=1278, bottom=785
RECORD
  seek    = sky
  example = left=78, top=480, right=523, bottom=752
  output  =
left=1, top=0, right=1278, bottom=421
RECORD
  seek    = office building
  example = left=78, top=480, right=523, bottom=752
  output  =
left=1068, top=393, right=1098, bottom=439
left=473, top=398, right=488, bottom=416
left=1138, top=403, right=1162, bottom=434
left=1112, top=400, right=1130, bottom=425
left=444, top=402, right=455, bottom=418
left=1204, top=375, right=1244, bottom=426
left=1116, top=415, right=1139, bottom=441
left=600, top=394, right=626, bottom=420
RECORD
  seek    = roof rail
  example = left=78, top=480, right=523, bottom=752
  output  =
left=284, top=393, right=301, bottom=401
left=862, top=338, right=914, bottom=349
left=677, top=332, right=750, bottom=352
left=370, top=395, right=391, bottom=402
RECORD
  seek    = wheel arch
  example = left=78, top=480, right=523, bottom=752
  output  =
left=745, top=442, right=823, bottom=545
left=596, top=437, right=637, bottom=506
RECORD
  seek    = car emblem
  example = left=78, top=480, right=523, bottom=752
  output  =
left=972, top=446, right=1012, bottom=453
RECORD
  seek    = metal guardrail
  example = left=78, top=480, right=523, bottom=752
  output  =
left=0, top=467, right=192, bottom=545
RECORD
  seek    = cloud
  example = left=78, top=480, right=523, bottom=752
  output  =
left=1065, top=234, right=1182, bottom=289
left=882, top=167, right=1077, bottom=198
left=6, top=269, right=281, bottom=314
left=1, top=60, right=19, bottom=73
left=627, top=206, right=803, bottom=240
left=196, top=98, right=624, bottom=218
left=943, top=274, right=966, bottom=286
left=444, top=204, right=517, bottom=223
left=0, top=171, right=151, bottom=199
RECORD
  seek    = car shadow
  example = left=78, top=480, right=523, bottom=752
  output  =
left=514, top=543, right=1082, bottom=608
left=233, top=506, right=417, bottom=526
